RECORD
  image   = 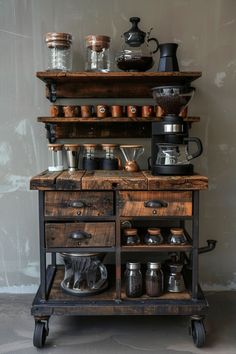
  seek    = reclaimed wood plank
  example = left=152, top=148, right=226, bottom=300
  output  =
left=143, top=171, right=208, bottom=191
left=55, top=170, right=85, bottom=190
left=30, top=170, right=63, bottom=190
left=37, top=116, right=200, bottom=123
left=82, top=170, right=148, bottom=190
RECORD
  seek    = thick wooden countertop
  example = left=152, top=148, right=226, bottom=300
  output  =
left=30, top=170, right=208, bottom=191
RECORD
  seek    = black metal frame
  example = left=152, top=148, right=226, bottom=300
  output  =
left=33, top=189, right=208, bottom=319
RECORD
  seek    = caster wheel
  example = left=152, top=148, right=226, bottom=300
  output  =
left=33, top=321, right=48, bottom=348
left=192, top=320, right=206, bottom=348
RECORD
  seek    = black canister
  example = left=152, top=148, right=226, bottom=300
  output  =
left=145, top=262, right=164, bottom=297
left=158, top=43, right=179, bottom=72
left=125, top=262, right=142, bottom=298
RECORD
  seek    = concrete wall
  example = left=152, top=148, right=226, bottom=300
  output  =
left=0, top=0, right=235, bottom=292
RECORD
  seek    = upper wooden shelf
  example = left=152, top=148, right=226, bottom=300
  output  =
left=36, top=71, right=202, bottom=99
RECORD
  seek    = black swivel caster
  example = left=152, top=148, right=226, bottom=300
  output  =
left=33, top=320, right=49, bottom=348
left=191, top=318, right=206, bottom=348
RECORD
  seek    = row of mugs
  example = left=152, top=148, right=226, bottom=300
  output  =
left=50, top=104, right=188, bottom=118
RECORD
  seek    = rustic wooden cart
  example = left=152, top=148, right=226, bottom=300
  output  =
left=30, top=72, right=214, bottom=348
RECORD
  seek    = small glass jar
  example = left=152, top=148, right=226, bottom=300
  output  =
left=123, top=228, right=140, bottom=245
left=85, top=35, right=111, bottom=72
left=48, top=144, right=64, bottom=171
left=168, top=228, right=187, bottom=245
left=145, top=262, right=164, bottom=297
left=144, top=228, right=164, bottom=245
left=125, top=262, right=142, bottom=298
left=45, top=32, right=72, bottom=71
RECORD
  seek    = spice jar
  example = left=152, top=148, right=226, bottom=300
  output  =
left=48, top=144, right=64, bottom=171
left=145, top=262, right=164, bottom=297
left=144, top=228, right=164, bottom=245
left=45, top=32, right=72, bottom=71
left=168, top=228, right=187, bottom=245
left=125, top=262, right=142, bottom=298
left=123, top=228, right=140, bottom=245
left=85, top=35, right=111, bottom=72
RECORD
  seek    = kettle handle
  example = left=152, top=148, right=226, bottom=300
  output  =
left=184, top=137, right=203, bottom=160
left=147, top=37, right=159, bottom=54
left=90, top=261, right=107, bottom=290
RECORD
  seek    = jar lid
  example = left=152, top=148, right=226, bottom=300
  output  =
left=170, top=228, right=184, bottom=236
left=119, top=144, right=143, bottom=148
left=85, top=35, right=110, bottom=51
left=64, top=144, right=80, bottom=151
left=101, top=144, right=117, bottom=149
left=45, top=32, right=72, bottom=48
left=147, top=262, right=161, bottom=269
left=48, top=144, right=63, bottom=151
left=124, top=228, right=137, bottom=236
left=147, top=228, right=161, bottom=235
left=83, top=144, right=97, bottom=148
left=126, top=262, right=140, bottom=270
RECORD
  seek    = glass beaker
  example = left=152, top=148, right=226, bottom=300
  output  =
left=85, top=35, right=111, bottom=72
left=48, top=144, right=64, bottom=171
left=45, top=32, right=72, bottom=71
left=120, top=145, right=144, bottom=172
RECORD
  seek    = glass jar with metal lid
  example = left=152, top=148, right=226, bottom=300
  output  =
left=85, top=35, right=111, bottom=72
left=145, top=262, right=164, bottom=297
left=125, top=262, right=142, bottom=297
left=144, top=228, right=164, bottom=245
left=45, top=32, right=72, bottom=71
left=168, top=228, right=187, bottom=245
left=123, top=228, right=140, bottom=245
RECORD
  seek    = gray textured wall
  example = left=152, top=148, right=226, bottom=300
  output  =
left=0, top=0, right=236, bottom=292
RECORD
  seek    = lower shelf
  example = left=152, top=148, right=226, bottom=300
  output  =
left=32, top=266, right=208, bottom=317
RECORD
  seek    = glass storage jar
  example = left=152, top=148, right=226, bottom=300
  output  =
left=85, top=35, right=111, bottom=72
left=125, top=262, right=142, bottom=298
left=123, top=228, right=140, bottom=245
left=168, top=228, right=187, bottom=245
left=82, top=144, right=99, bottom=170
left=144, top=228, right=164, bottom=245
left=145, top=262, right=164, bottom=297
left=48, top=144, right=64, bottom=171
left=45, top=32, right=72, bottom=71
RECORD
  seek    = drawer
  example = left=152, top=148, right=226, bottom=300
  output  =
left=45, top=191, right=114, bottom=217
left=45, top=222, right=115, bottom=248
left=118, top=191, right=192, bottom=217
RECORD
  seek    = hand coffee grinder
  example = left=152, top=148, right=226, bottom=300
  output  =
left=151, top=85, right=203, bottom=175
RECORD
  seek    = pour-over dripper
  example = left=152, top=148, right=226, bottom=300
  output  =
left=120, top=144, right=144, bottom=172
left=152, top=85, right=195, bottom=119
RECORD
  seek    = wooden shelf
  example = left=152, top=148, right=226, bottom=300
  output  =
left=121, top=244, right=192, bottom=252
left=38, top=116, right=200, bottom=123
left=36, top=71, right=202, bottom=99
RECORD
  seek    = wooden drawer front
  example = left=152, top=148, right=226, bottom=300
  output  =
left=45, top=191, right=114, bottom=217
left=118, top=191, right=192, bottom=217
left=45, top=222, right=115, bottom=248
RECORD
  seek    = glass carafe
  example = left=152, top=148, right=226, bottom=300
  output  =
left=120, top=144, right=144, bottom=172
left=85, top=35, right=111, bottom=72
left=156, top=138, right=203, bottom=166
left=116, top=17, right=159, bottom=72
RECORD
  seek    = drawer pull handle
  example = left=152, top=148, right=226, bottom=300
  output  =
left=144, top=200, right=168, bottom=208
left=69, top=230, right=92, bottom=240
left=69, top=201, right=86, bottom=209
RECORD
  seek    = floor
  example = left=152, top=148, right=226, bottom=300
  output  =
left=0, top=292, right=235, bottom=354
